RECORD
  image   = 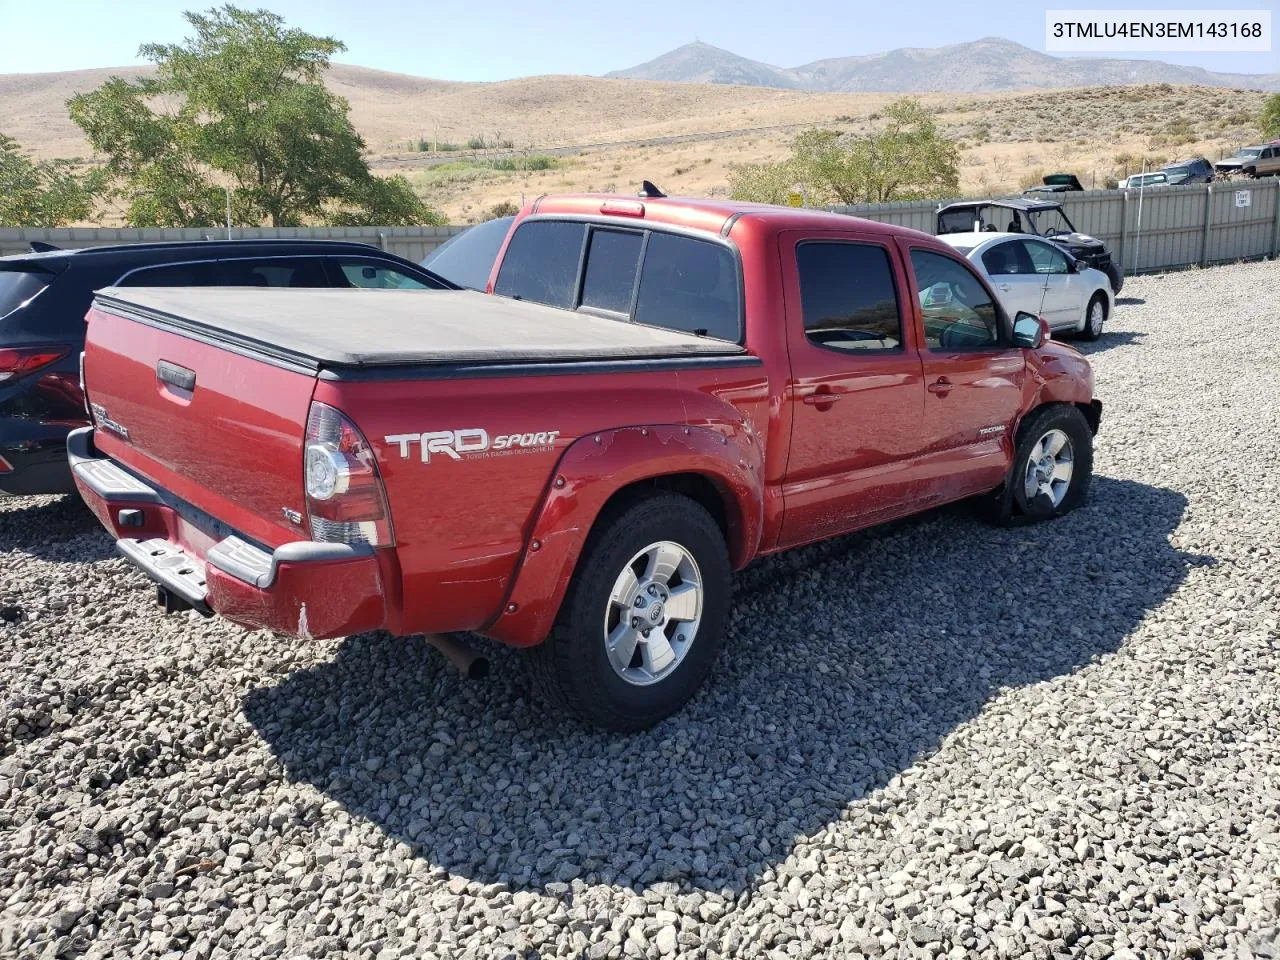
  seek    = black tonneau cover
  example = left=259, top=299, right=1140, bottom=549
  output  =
left=93, top=286, right=745, bottom=370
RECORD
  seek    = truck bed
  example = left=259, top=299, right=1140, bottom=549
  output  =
left=94, top=287, right=745, bottom=371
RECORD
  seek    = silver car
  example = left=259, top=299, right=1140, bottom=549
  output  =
left=935, top=232, right=1113, bottom=341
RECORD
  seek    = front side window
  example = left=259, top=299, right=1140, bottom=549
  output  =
left=910, top=249, right=1001, bottom=351
left=336, top=261, right=430, bottom=290
left=493, top=220, right=586, bottom=308
left=795, top=241, right=903, bottom=351
left=1022, top=241, right=1070, bottom=275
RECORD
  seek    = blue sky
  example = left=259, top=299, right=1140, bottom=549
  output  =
left=0, top=0, right=1275, bottom=78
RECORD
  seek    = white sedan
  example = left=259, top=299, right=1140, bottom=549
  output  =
left=936, top=232, right=1113, bottom=341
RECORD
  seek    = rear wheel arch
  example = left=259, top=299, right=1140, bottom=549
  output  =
left=592, top=471, right=743, bottom=564
left=483, top=425, right=763, bottom=647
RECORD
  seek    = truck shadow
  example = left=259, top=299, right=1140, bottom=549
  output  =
left=244, top=476, right=1202, bottom=894
left=0, top=494, right=113, bottom=564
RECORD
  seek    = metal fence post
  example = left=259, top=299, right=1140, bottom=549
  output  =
left=1201, top=183, right=1214, bottom=267
left=1118, top=191, right=1129, bottom=276
left=1272, top=180, right=1280, bottom=258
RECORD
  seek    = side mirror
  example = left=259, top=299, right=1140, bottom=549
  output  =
left=1012, top=311, right=1046, bottom=349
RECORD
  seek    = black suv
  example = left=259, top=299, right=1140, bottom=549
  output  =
left=935, top=198, right=1123, bottom=294
left=0, top=240, right=451, bottom=496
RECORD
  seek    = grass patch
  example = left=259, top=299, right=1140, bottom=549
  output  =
left=406, top=155, right=562, bottom=192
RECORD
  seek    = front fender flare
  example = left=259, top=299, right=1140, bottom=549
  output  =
left=482, top=423, right=764, bottom=647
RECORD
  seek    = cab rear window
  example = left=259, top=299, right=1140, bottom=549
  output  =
left=493, top=219, right=742, bottom=342
left=493, top=220, right=585, bottom=309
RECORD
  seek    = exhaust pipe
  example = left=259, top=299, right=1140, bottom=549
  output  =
left=425, top=633, right=489, bottom=680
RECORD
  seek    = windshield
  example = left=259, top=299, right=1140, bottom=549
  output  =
left=1025, top=207, right=1075, bottom=237
left=1236, top=148, right=1263, bottom=160
left=937, top=208, right=985, bottom=234
left=421, top=216, right=514, bottom=291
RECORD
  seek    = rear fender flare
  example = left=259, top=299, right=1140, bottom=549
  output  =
left=482, top=423, right=764, bottom=647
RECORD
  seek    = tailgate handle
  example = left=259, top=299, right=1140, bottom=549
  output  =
left=157, top=360, right=196, bottom=392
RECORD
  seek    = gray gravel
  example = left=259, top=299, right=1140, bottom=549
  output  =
left=3, top=260, right=1280, bottom=959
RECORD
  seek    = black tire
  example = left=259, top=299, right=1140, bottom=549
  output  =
left=1078, top=292, right=1107, bottom=342
left=1103, top=262, right=1124, bottom=295
left=1008, top=404, right=1093, bottom=522
left=526, top=492, right=731, bottom=732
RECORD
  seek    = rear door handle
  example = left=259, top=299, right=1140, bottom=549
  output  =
left=998, top=283, right=1012, bottom=292
left=928, top=377, right=953, bottom=396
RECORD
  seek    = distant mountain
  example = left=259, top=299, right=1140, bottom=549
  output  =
left=607, top=37, right=1280, bottom=92
left=604, top=41, right=801, bottom=89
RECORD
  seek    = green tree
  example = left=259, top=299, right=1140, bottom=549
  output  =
left=67, top=5, right=441, bottom=227
left=728, top=98, right=960, bottom=206
left=727, top=159, right=803, bottom=205
left=0, top=133, right=103, bottom=227
left=1262, top=94, right=1280, bottom=140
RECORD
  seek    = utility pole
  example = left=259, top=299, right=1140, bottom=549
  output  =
left=225, top=187, right=232, bottom=240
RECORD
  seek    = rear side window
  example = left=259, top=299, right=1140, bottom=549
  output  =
left=0, top=269, right=53, bottom=320
left=634, top=233, right=739, bottom=341
left=118, top=262, right=219, bottom=286
left=220, top=258, right=329, bottom=288
left=981, top=241, right=1034, bottom=276
left=580, top=229, right=643, bottom=314
left=121, top=258, right=332, bottom=288
left=795, top=242, right=903, bottom=351
left=494, top=220, right=586, bottom=308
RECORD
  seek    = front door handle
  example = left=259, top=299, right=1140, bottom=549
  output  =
left=928, top=377, right=953, bottom=396
left=803, top=390, right=842, bottom=407
left=998, top=283, right=1012, bottom=292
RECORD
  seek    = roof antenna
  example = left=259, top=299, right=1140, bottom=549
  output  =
left=640, top=180, right=667, bottom=198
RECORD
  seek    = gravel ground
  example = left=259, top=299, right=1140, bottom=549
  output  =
left=3, top=260, right=1280, bottom=960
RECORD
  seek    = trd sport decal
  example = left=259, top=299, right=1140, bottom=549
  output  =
left=385, top=428, right=561, bottom=463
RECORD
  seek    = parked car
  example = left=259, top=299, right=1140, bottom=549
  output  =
left=1160, top=157, right=1215, bottom=184
left=1215, top=144, right=1280, bottom=178
left=936, top=198, right=1123, bottom=294
left=1119, top=172, right=1170, bottom=189
left=72, top=195, right=1101, bottom=731
left=0, top=240, right=452, bottom=496
left=1022, top=173, right=1084, bottom=196
left=936, top=232, right=1112, bottom=340
left=419, top=216, right=515, bottom=290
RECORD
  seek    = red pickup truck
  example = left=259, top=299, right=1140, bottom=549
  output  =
left=72, top=196, right=1100, bottom=730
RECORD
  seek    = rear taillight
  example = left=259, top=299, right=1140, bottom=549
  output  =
left=0, top=454, right=12, bottom=474
left=0, top=346, right=69, bottom=384
left=303, top=401, right=394, bottom=546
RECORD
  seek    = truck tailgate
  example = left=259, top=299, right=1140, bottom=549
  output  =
left=82, top=304, right=316, bottom=549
